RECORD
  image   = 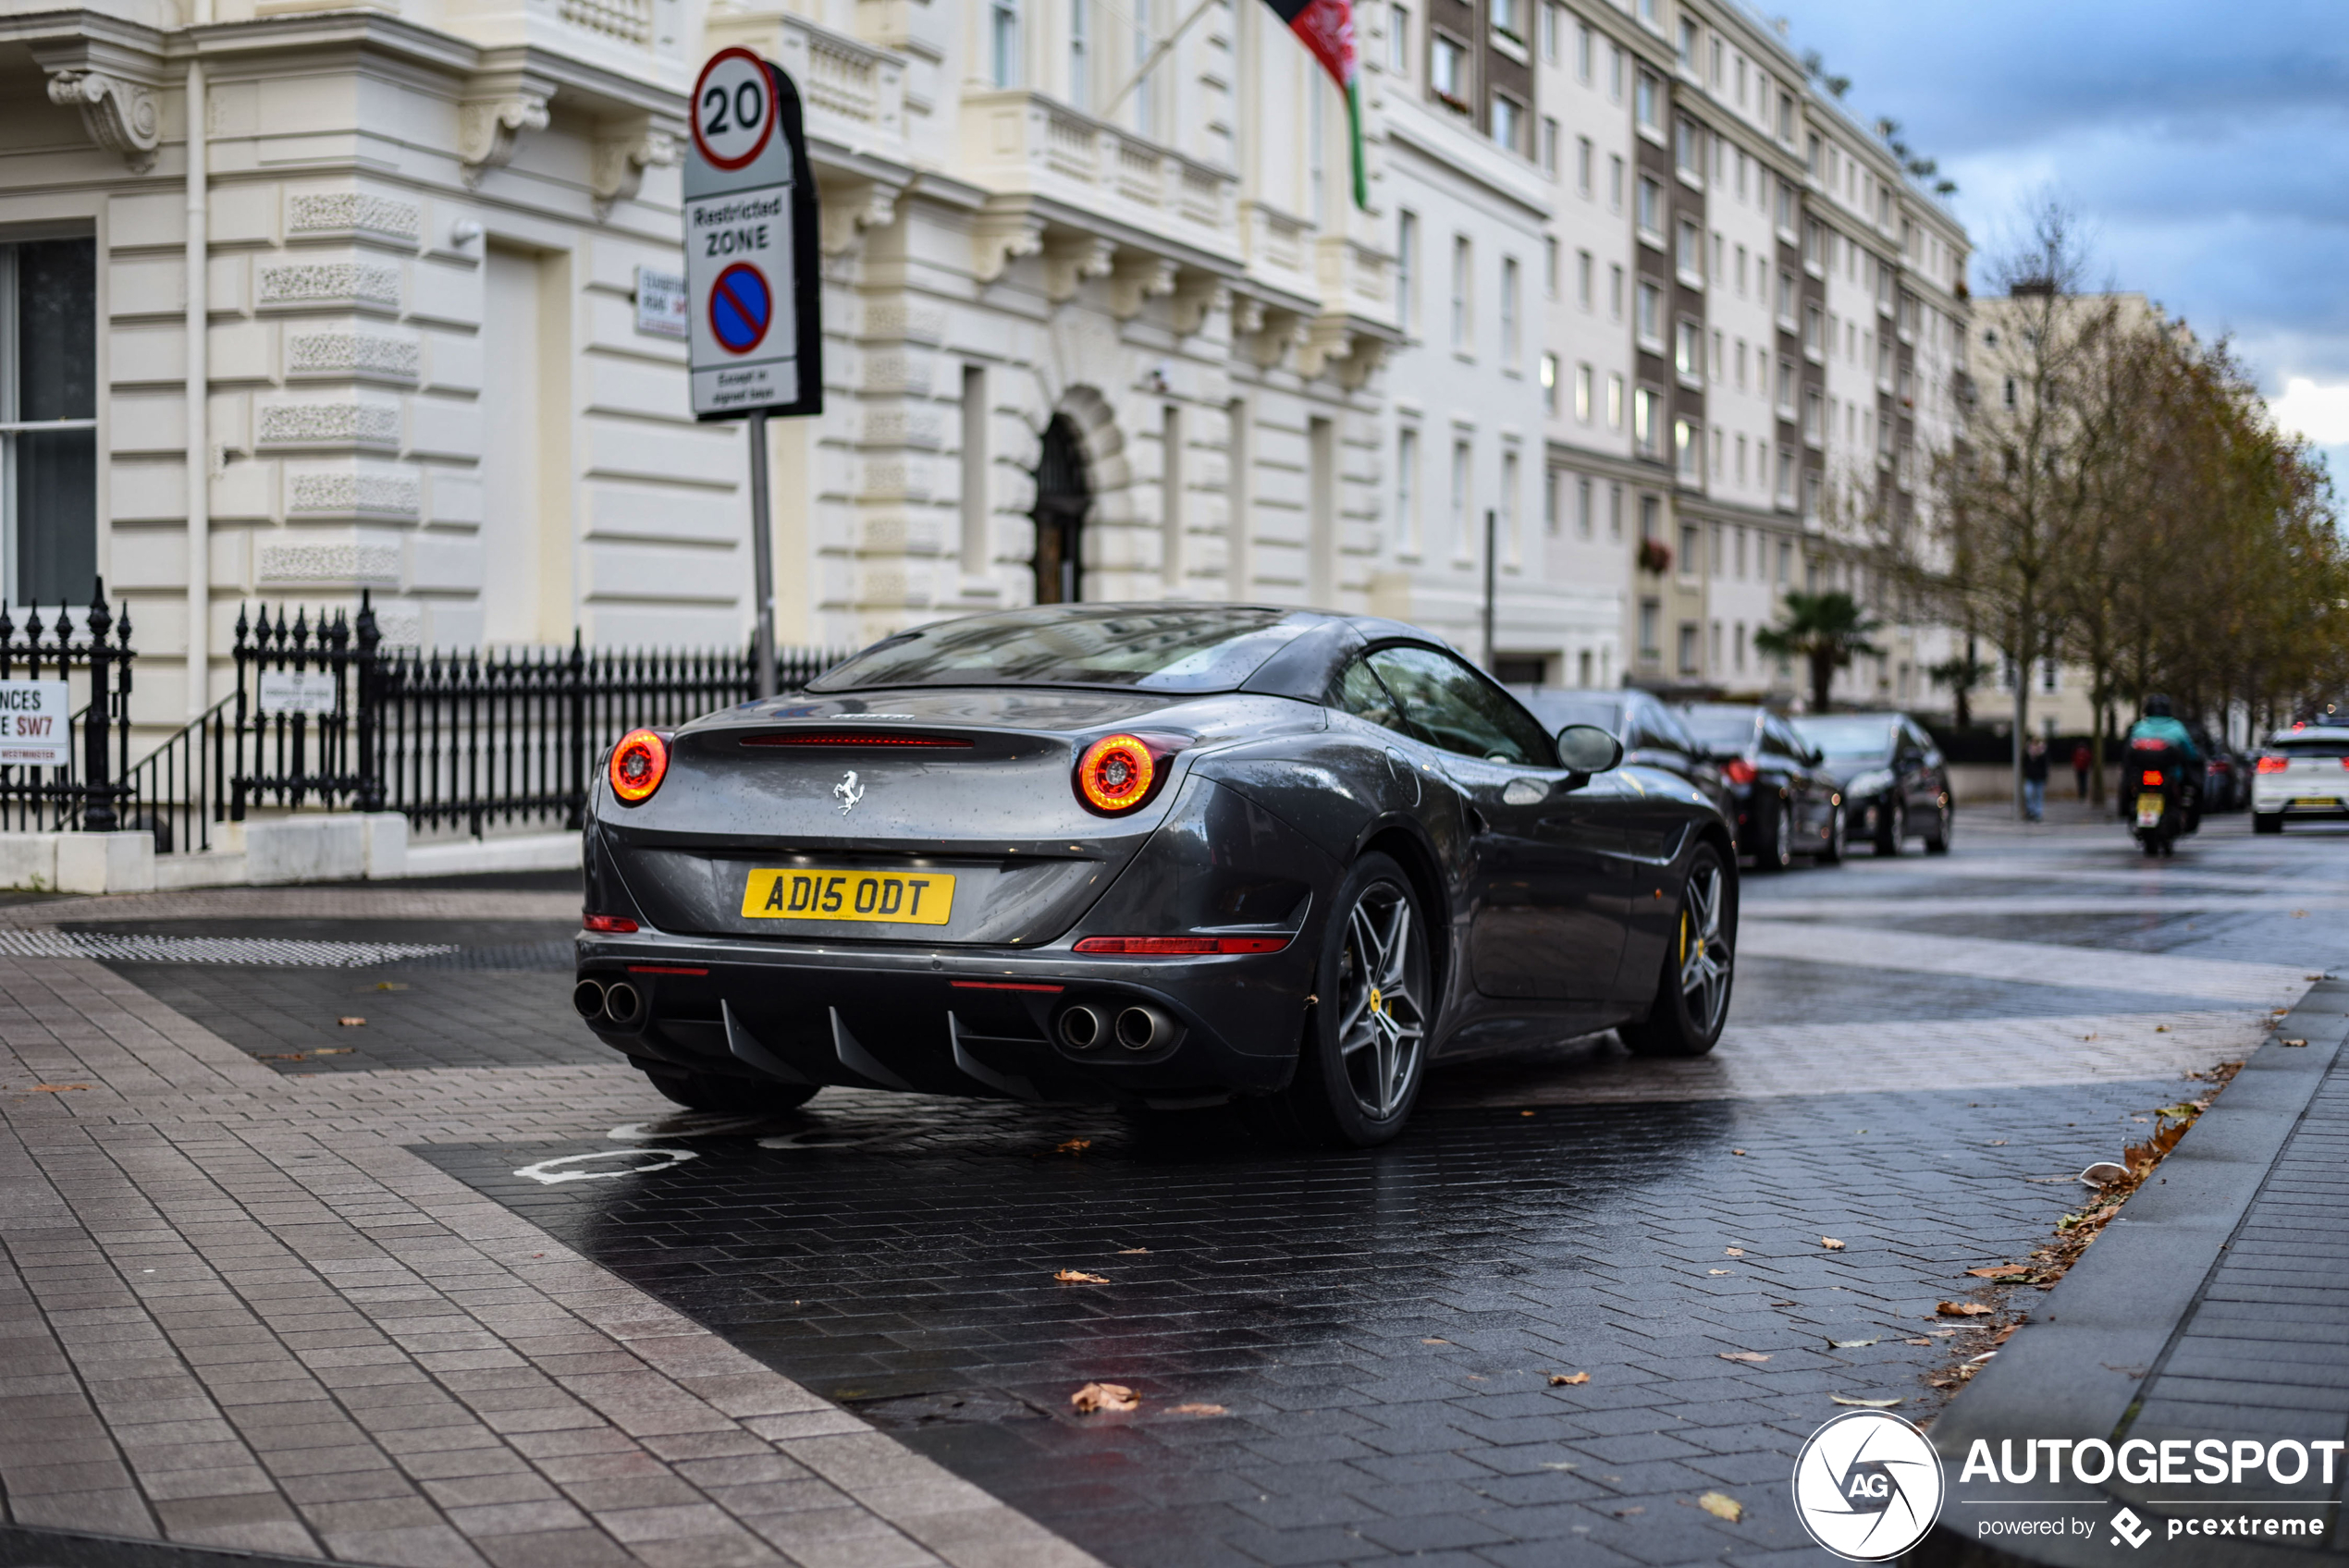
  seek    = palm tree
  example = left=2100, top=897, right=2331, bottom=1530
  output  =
left=1755, top=590, right=1882, bottom=714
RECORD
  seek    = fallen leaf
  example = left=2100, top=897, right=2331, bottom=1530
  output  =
left=1820, top=1237, right=1846, bottom=1251
left=1116, top=1247, right=1150, bottom=1255
left=26, top=1083, right=89, bottom=1092
left=1697, top=1491, right=1743, bottom=1523
left=1903, top=1338, right=1934, bottom=1347
left=1613, top=1506, right=1645, bottom=1518
left=2154, top=1024, right=2170, bottom=1033
left=1830, top=1394, right=1904, bottom=1408
left=1548, top=1371, right=1590, bottom=1386
left=1724, top=1247, right=1744, bottom=1257
left=374, top=981, right=408, bottom=991
left=1070, top=1382, right=1138, bottom=1414
left=2283, top=1037, right=2309, bottom=1048
left=1730, top=1148, right=1747, bottom=1156
left=1708, top=1268, right=1731, bottom=1276
left=337, top=1016, right=365, bottom=1027
left=1055, top=1138, right=1092, bottom=1155
left=1421, top=1337, right=1451, bottom=1344
left=1167, top=1403, right=1225, bottom=1415
left=1937, top=1302, right=1993, bottom=1317
left=1828, top=1338, right=1879, bottom=1349
left=1054, top=1269, right=1110, bottom=1284
left=1986, top=1139, right=2008, bottom=1146
left=2292, top=912, right=2308, bottom=919
left=1717, top=1351, right=1771, bottom=1363
left=1966, top=1266, right=2030, bottom=1280
left=1520, top=1110, right=1535, bottom=1117
left=1539, top=1461, right=1578, bottom=1470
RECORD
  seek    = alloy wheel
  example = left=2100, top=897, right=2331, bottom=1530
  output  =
left=1678, top=860, right=1733, bottom=1036
left=1334, top=880, right=1427, bottom=1121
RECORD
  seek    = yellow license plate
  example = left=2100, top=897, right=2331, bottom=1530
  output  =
left=2294, top=798, right=2337, bottom=808
left=2135, top=793, right=2164, bottom=826
left=741, top=869, right=954, bottom=925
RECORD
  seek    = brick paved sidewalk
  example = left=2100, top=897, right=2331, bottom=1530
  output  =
left=0, top=953, right=1099, bottom=1568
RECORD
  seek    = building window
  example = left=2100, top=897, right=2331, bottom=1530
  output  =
left=1639, top=599, right=1659, bottom=660
left=1608, top=263, right=1623, bottom=319
left=1609, top=154, right=1625, bottom=212
left=1396, top=425, right=1418, bottom=551
left=1677, top=218, right=1702, bottom=277
left=1540, top=0, right=1558, bottom=60
left=1492, top=0, right=1521, bottom=40
left=1637, top=178, right=1663, bottom=238
left=1543, top=237, right=1558, bottom=299
left=1678, top=621, right=1698, bottom=674
left=990, top=0, right=1020, bottom=86
left=1633, top=386, right=1659, bottom=455
left=1388, top=4, right=1409, bottom=74
left=1575, top=362, right=1593, bottom=423
left=1606, top=372, right=1624, bottom=429
left=1450, top=234, right=1471, bottom=351
left=1577, top=20, right=1593, bottom=81
left=1540, top=351, right=1557, bottom=413
left=1609, top=483, right=1624, bottom=540
left=1635, top=69, right=1659, bottom=130
left=1432, top=33, right=1468, bottom=106
left=1576, top=250, right=1593, bottom=310
left=1541, top=116, right=1559, bottom=174
left=1396, top=210, right=1416, bottom=332
left=1450, top=438, right=1471, bottom=557
left=1804, top=389, right=1824, bottom=445
left=1543, top=466, right=1559, bottom=533
left=1576, top=475, right=1593, bottom=537
left=1677, top=16, right=1696, bottom=67
left=1675, top=116, right=1702, bottom=175
left=1500, top=449, right=1519, bottom=555
left=1576, top=137, right=1593, bottom=197
left=1068, top=0, right=1088, bottom=107
left=1500, top=256, right=1520, bottom=366
left=1493, top=93, right=1524, bottom=153
left=1674, top=417, right=1697, bottom=478
left=1674, top=318, right=1701, bottom=379
left=1609, top=42, right=1624, bottom=101
left=0, top=239, right=97, bottom=608
left=1635, top=282, right=1661, bottom=348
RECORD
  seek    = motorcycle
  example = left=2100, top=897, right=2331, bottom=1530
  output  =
left=2123, top=738, right=2201, bottom=857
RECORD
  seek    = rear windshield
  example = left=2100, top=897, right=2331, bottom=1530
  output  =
left=809, top=605, right=1312, bottom=692
left=1682, top=705, right=1762, bottom=753
left=2270, top=733, right=2349, bottom=758
left=1795, top=717, right=1899, bottom=762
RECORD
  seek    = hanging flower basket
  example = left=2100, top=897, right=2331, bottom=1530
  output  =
left=1637, top=538, right=1674, bottom=575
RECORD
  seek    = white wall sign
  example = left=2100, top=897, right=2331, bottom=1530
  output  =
left=257, top=669, right=340, bottom=717
left=635, top=266, right=689, bottom=339
left=683, top=47, right=822, bottom=420
left=0, top=680, right=72, bottom=766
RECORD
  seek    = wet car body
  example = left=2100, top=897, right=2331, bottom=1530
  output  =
left=575, top=605, right=1737, bottom=1136
left=1792, top=711, right=1953, bottom=854
left=1511, top=686, right=1734, bottom=819
left=1679, top=703, right=1845, bottom=868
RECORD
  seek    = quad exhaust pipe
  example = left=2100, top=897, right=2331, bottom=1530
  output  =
left=1056, top=1001, right=1177, bottom=1053
left=573, top=977, right=645, bottom=1028
left=1057, top=1004, right=1105, bottom=1050
left=1115, top=1005, right=1174, bottom=1052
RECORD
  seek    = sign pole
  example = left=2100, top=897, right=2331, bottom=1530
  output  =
left=748, top=408, right=776, bottom=698
left=1482, top=508, right=1498, bottom=672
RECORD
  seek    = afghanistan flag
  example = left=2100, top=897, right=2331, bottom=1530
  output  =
left=1261, top=0, right=1366, bottom=209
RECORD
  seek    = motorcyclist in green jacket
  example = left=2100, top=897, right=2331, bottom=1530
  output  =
left=2123, top=694, right=2202, bottom=829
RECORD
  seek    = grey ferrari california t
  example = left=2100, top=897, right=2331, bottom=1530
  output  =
left=575, top=603, right=1737, bottom=1146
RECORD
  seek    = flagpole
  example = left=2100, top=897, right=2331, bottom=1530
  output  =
left=1102, top=0, right=1222, bottom=120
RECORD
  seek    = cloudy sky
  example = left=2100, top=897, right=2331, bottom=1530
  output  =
left=1776, top=0, right=2349, bottom=477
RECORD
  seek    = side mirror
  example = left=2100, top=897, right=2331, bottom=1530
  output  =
left=1556, top=724, right=1624, bottom=775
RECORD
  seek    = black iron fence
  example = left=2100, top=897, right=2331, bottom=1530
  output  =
left=0, top=585, right=135, bottom=836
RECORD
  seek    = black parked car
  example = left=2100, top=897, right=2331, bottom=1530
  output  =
left=1680, top=704, right=1846, bottom=869
left=2195, top=729, right=2247, bottom=813
left=1792, top=712, right=1953, bottom=855
left=576, top=604, right=1739, bottom=1148
left=1510, top=686, right=1734, bottom=818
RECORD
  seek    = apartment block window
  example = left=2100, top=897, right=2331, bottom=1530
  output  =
left=1493, top=93, right=1524, bottom=153
left=0, top=239, right=97, bottom=607
left=1492, top=0, right=1520, bottom=39
left=1541, top=116, right=1558, bottom=174
left=1674, top=419, right=1697, bottom=480
left=1606, top=372, right=1624, bottom=429
left=1777, top=538, right=1792, bottom=582
left=1636, top=282, right=1661, bottom=347
left=1676, top=16, right=1696, bottom=67
left=1678, top=622, right=1698, bottom=675
left=1540, top=0, right=1558, bottom=60
left=1635, top=70, right=1659, bottom=131
left=1433, top=33, right=1467, bottom=104
left=1677, top=218, right=1702, bottom=277
left=1776, top=358, right=1794, bottom=414
left=1576, top=20, right=1592, bottom=81
left=1396, top=424, right=1419, bottom=552
left=1639, top=601, right=1659, bottom=661
left=1500, top=450, right=1519, bottom=554
left=1609, top=43, right=1624, bottom=101
left=1637, top=178, right=1662, bottom=238
left=1501, top=253, right=1520, bottom=365
left=1675, top=117, right=1701, bottom=175
left=1068, top=0, right=1088, bottom=108
left=1735, top=433, right=1747, bottom=484
left=1608, top=263, right=1623, bottom=320
left=1674, top=318, right=1700, bottom=380
left=1396, top=210, right=1417, bottom=332
left=1450, top=235, right=1471, bottom=351
left=1450, top=439, right=1471, bottom=557
left=1575, top=250, right=1593, bottom=310
left=1540, top=351, right=1556, bottom=413
left=1777, top=91, right=1793, bottom=141
left=1776, top=269, right=1794, bottom=322
left=1710, top=328, right=1722, bottom=381
left=1576, top=137, right=1593, bottom=197
left=1804, top=389, right=1824, bottom=445
left=1388, top=4, right=1409, bottom=74
left=990, top=0, right=1020, bottom=86
left=1608, top=155, right=1625, bottom=212
left=1610, top=483, right=1625, bottom=540
left=1804, top=303, right=1824, bottom=356
left=1776, top=449, right=1795, bottom=507
left=1633, top=386, right=1659, bottom=456
left=1576, top=475, right=1593, bottom=537
left=1574, top=363, right=1592, bottom=422
left=1735, top=524, right=1748, bottom=577
left=1543, top=465, right=1559, bottom=533
left=1543, top=237, right=1557, bottom=299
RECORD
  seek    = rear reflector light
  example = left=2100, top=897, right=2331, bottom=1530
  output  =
left=1073, top=935, right=1291, bottom=955
left=2257, top=756, right=2289, bottom=773
left=626, top=964, right=707, bottom=975
left=949, top=980, right=1065, bottom=993
left=2130, top=737, right=2168, bottom=751
left=1722, top=758, right=1758, bottom=786
left=609, top=729, right=669, bottom=803
left=584, top=913, right=638, bottom=934
left=2141, top=770, right=2165, bottom=787
left=1076, top=733, right=1159, bottom=813
left=742, top=732, right=972, bottom=748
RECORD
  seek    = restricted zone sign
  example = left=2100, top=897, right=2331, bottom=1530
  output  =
left=684, top=47, right=820, bottom=419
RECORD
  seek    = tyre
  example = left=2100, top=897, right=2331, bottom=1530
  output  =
left=1250, top=852, right=1432, bottom=1149
left=641, top=1066, right=820, bottom=1115
left=1817, top=802, right=1847, bottom=864
left=1876, top=798, right=1905, bottom=856
left=1619, top=845, right=1735, bottom=1059
left=1924, top=799, right=1952, bottom=854
left=2254, top=812, right=2283, bottom=836
left=1757, top=795, right=1795, bottom=872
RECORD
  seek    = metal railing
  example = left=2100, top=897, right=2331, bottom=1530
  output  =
left=0, top=586, right=135, bottom=835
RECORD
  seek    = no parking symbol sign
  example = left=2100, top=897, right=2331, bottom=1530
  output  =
left=684, top=47, right=820, bottom=418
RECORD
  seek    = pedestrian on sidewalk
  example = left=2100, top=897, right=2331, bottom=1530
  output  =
left=2072, top=740, right=2091, bottom=799
left=2023, top=737, right=2049, bottom=822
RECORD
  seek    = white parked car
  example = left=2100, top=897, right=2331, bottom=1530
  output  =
left=2251, top=725, right=2349, bottom=833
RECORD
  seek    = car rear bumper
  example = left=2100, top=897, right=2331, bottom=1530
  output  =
left=573, top=929, right=1315, bottom=1106
left=2254, top=785, right=2349, bottom=816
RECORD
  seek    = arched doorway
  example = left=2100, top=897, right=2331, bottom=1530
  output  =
left=1031, top=414, right=1089, bottom=605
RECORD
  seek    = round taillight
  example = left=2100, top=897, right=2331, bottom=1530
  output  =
left=609, top=729, right=669, bottom=803
left=1076, top=733, right=1157, bottom=814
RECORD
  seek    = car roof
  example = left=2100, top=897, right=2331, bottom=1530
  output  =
left=2271, top=725, right=2349, bottom=743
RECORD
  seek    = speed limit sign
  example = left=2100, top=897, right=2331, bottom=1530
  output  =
left=683, top=48, right=820, bottom=420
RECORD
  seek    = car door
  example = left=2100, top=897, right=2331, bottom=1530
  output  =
left=1895, top=720, right=1933, bottom=822
left=1364, top=645, right=1630, bottom=1000
left=1761, top=717, right=1820, bottom=849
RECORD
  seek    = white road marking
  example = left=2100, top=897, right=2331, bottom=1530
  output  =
left=1738, top=921, right=2313, bottom=1005
left=0, top=929, right=460, bottom=967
